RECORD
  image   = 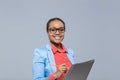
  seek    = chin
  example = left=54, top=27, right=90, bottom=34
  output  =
left=52, top=41, right=61, bottom=44
left=56, top=40, right=63, bottom=43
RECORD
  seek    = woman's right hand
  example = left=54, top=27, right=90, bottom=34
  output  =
left=54, top=64, right=68, bottom=79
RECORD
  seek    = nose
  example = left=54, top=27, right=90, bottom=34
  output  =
left=55, top=30, right=60, bottom=34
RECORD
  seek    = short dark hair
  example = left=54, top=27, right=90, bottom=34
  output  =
left=46, top=18, right=65, bottom=32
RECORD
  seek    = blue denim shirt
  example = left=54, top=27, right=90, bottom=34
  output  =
left=32, top=44, right=75, bottom=80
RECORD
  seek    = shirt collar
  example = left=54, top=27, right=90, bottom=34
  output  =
left=50, top=42, right=67, bottom=54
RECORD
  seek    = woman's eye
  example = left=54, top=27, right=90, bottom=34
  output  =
left=51, top=29, right=56, bottom=31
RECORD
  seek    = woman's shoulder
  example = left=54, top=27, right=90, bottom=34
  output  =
left=33, top=44, right=51, bottom=56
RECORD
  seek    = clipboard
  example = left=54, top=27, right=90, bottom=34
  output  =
left=64, top=59, right=95, bottom=80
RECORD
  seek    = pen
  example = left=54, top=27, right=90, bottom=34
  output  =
left=50, top=64, right=66, bottom=67
left=50, top=64, right=58, bottom=67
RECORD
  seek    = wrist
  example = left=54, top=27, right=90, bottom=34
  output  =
left=53, top=73, right=58, bottom=79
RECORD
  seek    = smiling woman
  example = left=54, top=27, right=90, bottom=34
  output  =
left=0, top=0, right=120, bottom=80
left=32, top=18, right=75, bottom=80
left=47, top=19, right=65, bottom=46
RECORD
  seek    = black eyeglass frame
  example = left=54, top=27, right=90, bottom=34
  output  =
left=48, top=27, right=65, bottom=34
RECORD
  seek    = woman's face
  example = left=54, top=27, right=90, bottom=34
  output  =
left=47, top=20, right=65, bottom=44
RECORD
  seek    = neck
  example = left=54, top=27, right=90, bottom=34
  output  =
left=51, top=41, right=62, bottom=50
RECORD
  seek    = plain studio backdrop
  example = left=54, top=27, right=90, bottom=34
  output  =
left=0, top=0, right=120, bottom=80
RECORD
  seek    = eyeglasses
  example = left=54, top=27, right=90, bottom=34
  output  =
left=48, top=27, right=65, bottom=34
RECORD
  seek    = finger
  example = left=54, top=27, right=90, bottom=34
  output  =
left=62, top=68, right=67, bottom=73
left=61, top=63, right=66, bottom=66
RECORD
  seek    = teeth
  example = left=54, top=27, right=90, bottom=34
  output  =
left=55, top=36, right=60, bottom=39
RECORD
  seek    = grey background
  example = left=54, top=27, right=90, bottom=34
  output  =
left=0, top=0, right=120, bottom=80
